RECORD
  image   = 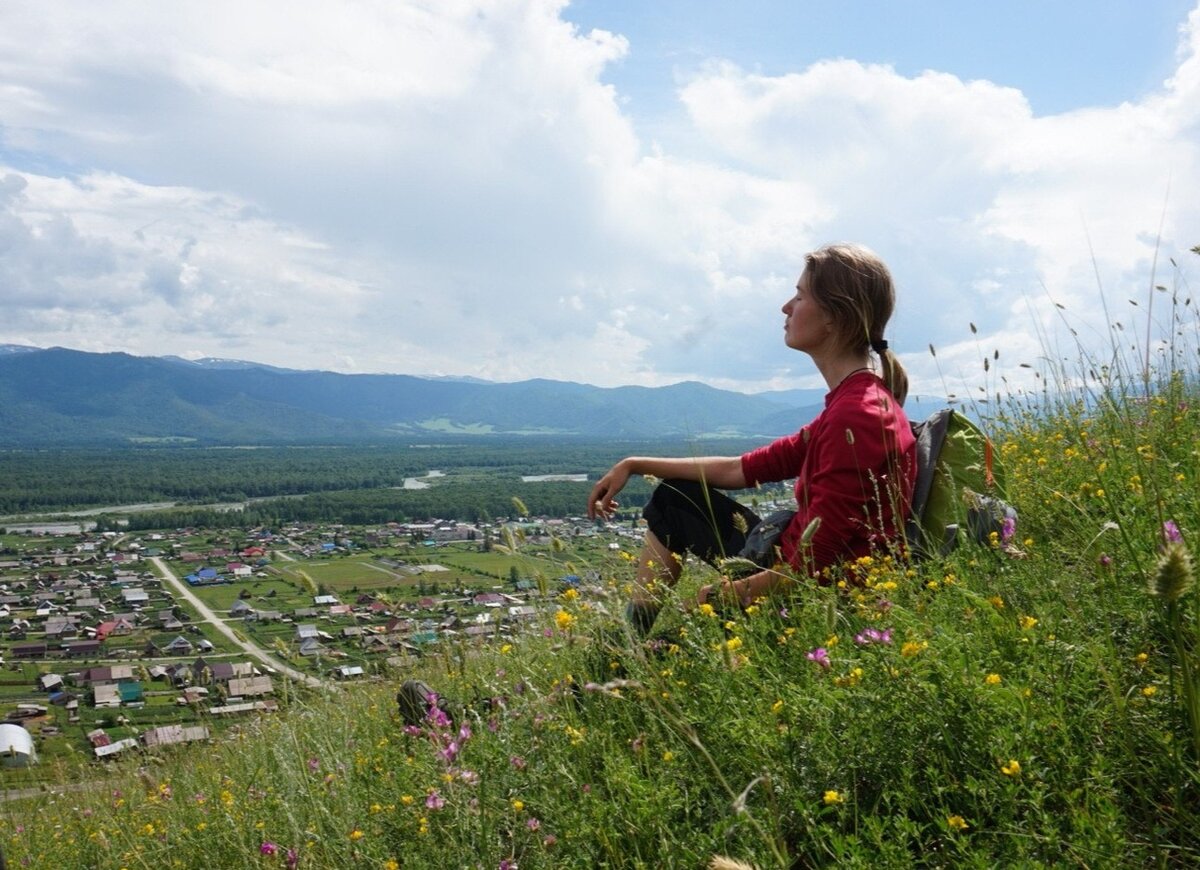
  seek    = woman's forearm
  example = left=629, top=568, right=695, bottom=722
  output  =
left=622, top=456, right=747, bottom=490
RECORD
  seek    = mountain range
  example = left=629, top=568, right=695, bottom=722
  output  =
left=0, top=345, right=846, bottom=446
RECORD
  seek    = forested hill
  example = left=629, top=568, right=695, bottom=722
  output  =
left=0, top=346, right=827, bottom=446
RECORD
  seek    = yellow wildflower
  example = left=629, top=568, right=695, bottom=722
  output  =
left=947, top=815, right=969, bottom=831
left=772, top=699, right=784, bottom=714
left=985, top=673, right=1002, bottom=685
left=900, top=641, right=927, bottom=657
left=823, top=790, right=844, bottom=805
left=698, top=603, right=715, bottom=618
left=1142, top=686, right=1158, bottom=697
left=511, top=799, right=524, bottom=812
left=554, top=610, right=576, bottom=631
left=1019, top=615, right=1038, bottom=631
left=1000, top=759, right=1021, bottom=777
left=349, top=829, right=364, bottom=841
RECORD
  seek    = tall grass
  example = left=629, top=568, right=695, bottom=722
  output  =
left=3, top=255, right=1199, bottom=868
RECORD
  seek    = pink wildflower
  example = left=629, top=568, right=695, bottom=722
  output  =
left=854, top=627, right=893, bottom=646
left=1164, top=520, right=1183, bottom=544
left=260, top=842, right=278, bottom=856
left=1001, top=515, right=1017, bottom=543
left=426, top=790, right=446, bottom=810
left=806, top=647, right=831, bottom=669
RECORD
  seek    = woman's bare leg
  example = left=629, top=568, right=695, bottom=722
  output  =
left=627, top=529, right=682, bottom=635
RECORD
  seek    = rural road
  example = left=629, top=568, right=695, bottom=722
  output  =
left=149, top=557, right=331, bottom=690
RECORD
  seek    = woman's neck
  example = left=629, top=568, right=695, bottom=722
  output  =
left=814, top=353, right=873, bottom=392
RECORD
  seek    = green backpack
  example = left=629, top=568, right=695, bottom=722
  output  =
left=905, top=409, right=1016, bottom=558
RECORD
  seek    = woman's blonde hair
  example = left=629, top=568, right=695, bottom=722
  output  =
left=804, top=243, right=908, bottom=405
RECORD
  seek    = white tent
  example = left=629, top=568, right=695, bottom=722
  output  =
left=0, top=723, right=37, bottom=768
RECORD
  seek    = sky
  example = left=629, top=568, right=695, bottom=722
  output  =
left=1, top=0, right=1198, bottom=400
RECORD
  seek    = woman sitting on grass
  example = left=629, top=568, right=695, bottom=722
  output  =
left=588, top=243, right=917, bottom=635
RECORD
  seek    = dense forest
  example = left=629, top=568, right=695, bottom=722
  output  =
left=1, top=438, right=773, bottom=524
left=109, top=479, right=640, bottom=529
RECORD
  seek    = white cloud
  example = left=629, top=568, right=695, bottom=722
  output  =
left=0, top=0, right=1197, bottom=399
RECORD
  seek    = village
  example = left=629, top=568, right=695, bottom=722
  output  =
left=0, top=514, right=649, bottom=776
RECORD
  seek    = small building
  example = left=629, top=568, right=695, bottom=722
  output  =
left=0, top=723, right=37, bottom=768
left=95, top=737, right=139, bottom=759
left=295, top=624, right=320, bottom=642
left=227, top=675, right=273, bottom=697
left=142, top=724, right=209, bottom=748
left=62, top=639, right=102, bottom=658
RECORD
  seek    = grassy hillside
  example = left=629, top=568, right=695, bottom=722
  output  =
left=3, top=358, right=1199, bottom=866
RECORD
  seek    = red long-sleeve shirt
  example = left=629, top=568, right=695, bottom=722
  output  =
left=740, top=371, right=916, bottom=577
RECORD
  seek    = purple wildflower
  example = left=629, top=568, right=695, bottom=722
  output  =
left=307, top=757, right=320, bottom=772
left=509, top=755, right=527, bottom=770
left=260, top=842, right=278, bottom=856
left=402, top=725, right=423, bottom=737
left=806, top=647, right=831, bottom=670
left=458, top=769, right=479, bottom=785
left=1001, top=515, right=1017, bottom=543
left=426, top=703, right=451, bottom=729
left=499, top=860, right=516, bottom=870
left=853, top=627, right=893, bottom=646
left=526, top=817, right=541, bottom=831
left=286, top=847, right=299, bottom=869
left=426, top=790, right=446, bottom=810
left=458, top=722, right=472, bottom=741
left=1164, top=520, right=1183, bottom=544
left=1099, top=553, right=1113, bottom=567
left=437, top=740, right=460, bottom=764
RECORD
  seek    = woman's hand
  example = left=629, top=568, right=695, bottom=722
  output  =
left=693, top=578, right=741, bottom=611
left=588, top=459, right=631, bottom=520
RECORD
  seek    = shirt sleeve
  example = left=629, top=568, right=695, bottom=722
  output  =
left=740, top=425, right=812, bottom=486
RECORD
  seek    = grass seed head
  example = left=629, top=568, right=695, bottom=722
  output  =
left=1148, top=542, right=1194, bottom=603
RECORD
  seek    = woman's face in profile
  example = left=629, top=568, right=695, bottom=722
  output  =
left=782, top=271, right=833, bottom=353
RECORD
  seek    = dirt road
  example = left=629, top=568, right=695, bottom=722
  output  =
left=149, top=557, right=330, bottom=690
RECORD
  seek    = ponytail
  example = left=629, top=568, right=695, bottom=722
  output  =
left=876, top=346, right=908, bottom=407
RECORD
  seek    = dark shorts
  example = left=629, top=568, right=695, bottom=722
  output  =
left=641, top=479, right=761, bottom=566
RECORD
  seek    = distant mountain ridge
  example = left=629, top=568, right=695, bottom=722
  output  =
left=0, top=346, right=833, bottom=446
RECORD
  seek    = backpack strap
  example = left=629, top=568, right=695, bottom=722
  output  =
left=904, top=408, right=952, bottom=555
